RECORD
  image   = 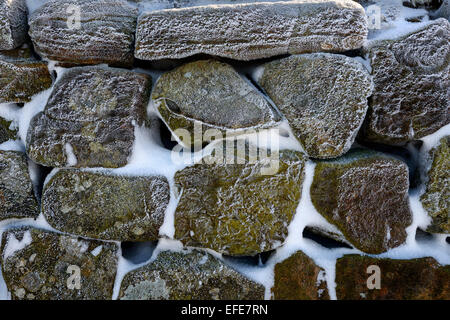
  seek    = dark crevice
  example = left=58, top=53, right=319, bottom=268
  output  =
left=415, top=228, right=434, bottom=241
left=29, top=161, right=53, bottom=203
left=303, top=227, right=353, bottom=249
left=121, top=241, right=158, bottom=264
left=157, top=118, right=179, bottom=151
left=223, top=250, right=275, bottom=267
left=446, top=237, right=449, bottom=245
left=403, top=0, right=443, bottom=9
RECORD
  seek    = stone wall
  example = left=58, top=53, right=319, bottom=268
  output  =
left=0, top=0, right=448, bottom=300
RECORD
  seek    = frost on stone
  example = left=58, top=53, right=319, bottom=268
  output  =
left=361, top=19, right=450, bottom=145
left=272, top=250, right=329, bottom=300
left=0, top=116, right=17, bottom=144
left=336, top=255, right=450, bottom=299
left=0, top=0, right=28, bottom=50
left=135, top=0, right=368, bottom=61
left=119, top=249, right=265, bottom=300
left=310, top=149, right=413, bottom=254
left=42, top=169, right=170, bottom=241
left=0, top=151, right=39, bottom=221
left=174, top=142, right=306, bottom=256
left=152, top=59, right=280, bottom=147
left=0, top=48, right=53, bottom=103
left=421, top=136, right=449, bottom=234
left=26, top=66, right=151, bottom=168
left=28, top=0, right=138, bottom=67
left=258, top=53, right=373, bottom=159
left=0, top=227, right=119, bottom=300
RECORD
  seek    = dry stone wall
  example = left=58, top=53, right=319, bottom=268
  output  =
left=0, top=0, right=449, bottom=300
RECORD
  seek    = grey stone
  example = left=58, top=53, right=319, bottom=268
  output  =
left=42, top=169, right=170, bottom=241
left=0, top=0, right=27, bottom=50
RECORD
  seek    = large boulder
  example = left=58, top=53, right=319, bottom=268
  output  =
left=153, top=60, right=280, bottom=147
left=0, top=151, right=38, bottom=221
left=336, top=255, right=450, bottom=299
left=272, top=250, right=329, bottom=300
left=361, top=19, right=450, bottom=145
left=257, top=53, right=373, bottom=159
left=421, top=136, right=449, bottom=234
left=0, top=48, right=53, bottom=103
left=42, top=169, right=170, bottom=241
left=135, top=0, right=368, bottom=61
left=1, top=227, right=119, bottom=300
left=310, top=150, right=413, bottom=254
left=26, top=66, right=151, bottom=168
left=29, top=0, right=138, bottom=67
left=0, top=0, right=28, bottom=50
left=119, top=249, right=265, bottom=300
left=174, top=142, right=306, bottom=256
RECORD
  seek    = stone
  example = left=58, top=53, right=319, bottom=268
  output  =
left=0, top=151, right=39, bottom=221
left=421, top=136, right=449, bottom=234
left=335, top=255, right=450, bottom=299
left=310, top=150, right=413, bottom=254
left=135, top=0, right=368, bottom=61
left=119, top=249, right=265, bottom=300
left=26, top=66, right=151, bottom=168
left=29, top=0, right=138, bottom=67
left=0, top=116, right=17, bottom=144
left=361, top=19, right=450, bottom=145
left=272, top=250, right=329, bottom=300
left=0, top=0, right=28, bottom=50
left=1, top=227, right=119, bottom=300
left=42, top=169, right=170, bottom=241
left=433, top=0, right=449, bottom=20
left=153, top=60, right=280, bottom=147
left=0, top=48, right=53, bottom=103
left=174, top=142, right=306, bottom=256
left=258, top=53, right=373, bottom=159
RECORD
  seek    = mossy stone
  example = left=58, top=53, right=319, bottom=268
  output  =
left=119, top=249, right=264, bottom=300
left=0, top=116, right=17, bottom=144
left=310, top=150, right=412, bottom=254
left=421, top=136, right=449, bottom=233
left=1, top=227, right=119, bottom=300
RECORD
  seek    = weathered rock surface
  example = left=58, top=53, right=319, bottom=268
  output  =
left=26, top=66, right=151, bottom=168
left=0, top=151, right=38, bottom=221
left=0, top=48, right=53, bottom=103
left=135, top=0, right=368, bottom=61
left=258, top=53, right=373, bottom=159
left=336, top=255, right=450, bottom=299
left=0, top=117, right=17, bottom=144
left=153, top=60, right=280, bottom=147
left=119, top=249, right=265, bottom=300
left=0, top=0, right=28, bottom=50
left=272, top=250, right=329, bottom=300
left=174, top=142, right=306, bottom=256
left=310, top=150, right=413, bottom=254
left=29, top=0, right=138, bottom=67
left=1, top=227, right=119, bottom=300
left=421, top=136, right=449, bottom=234
left=42, top=169, right=170, bottom=241
left=362, top=19, right=450, bottom=145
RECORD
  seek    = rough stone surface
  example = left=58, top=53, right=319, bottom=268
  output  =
left=258, top=53, right=373, bottom=159
left=42, top=169, right=170, bottom=241
left=0, top=48, right=53, bottom=103
left=174, top=142, right=306, bottom=256
left=0, top=117, right=17, bottom=144
left=135, top=0, right=368, bottom=61
left=153, top=60, right=280, bottom=147
left=0, top=0, right=28, bottom=50
left=336, top=255, right=450, bottom=299
left=421, top=136, right=449, bottom=234
left=26, top=66, right=151, bottom=168
left=362, top=19, right=450, bottom=145
left=1, top=227, right=119, bottom=300
left=119, top=249, right=265, bottom=300
left=310, top=150, right=413, bottom=254
left=0, top=151, right=38, bottom=221
left=29, top=0, right=138, bottom=67
left=272, top=250, right=329, bottom=300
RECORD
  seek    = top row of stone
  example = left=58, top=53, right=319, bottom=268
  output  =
left=1, top=0, right=368, bottom=65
